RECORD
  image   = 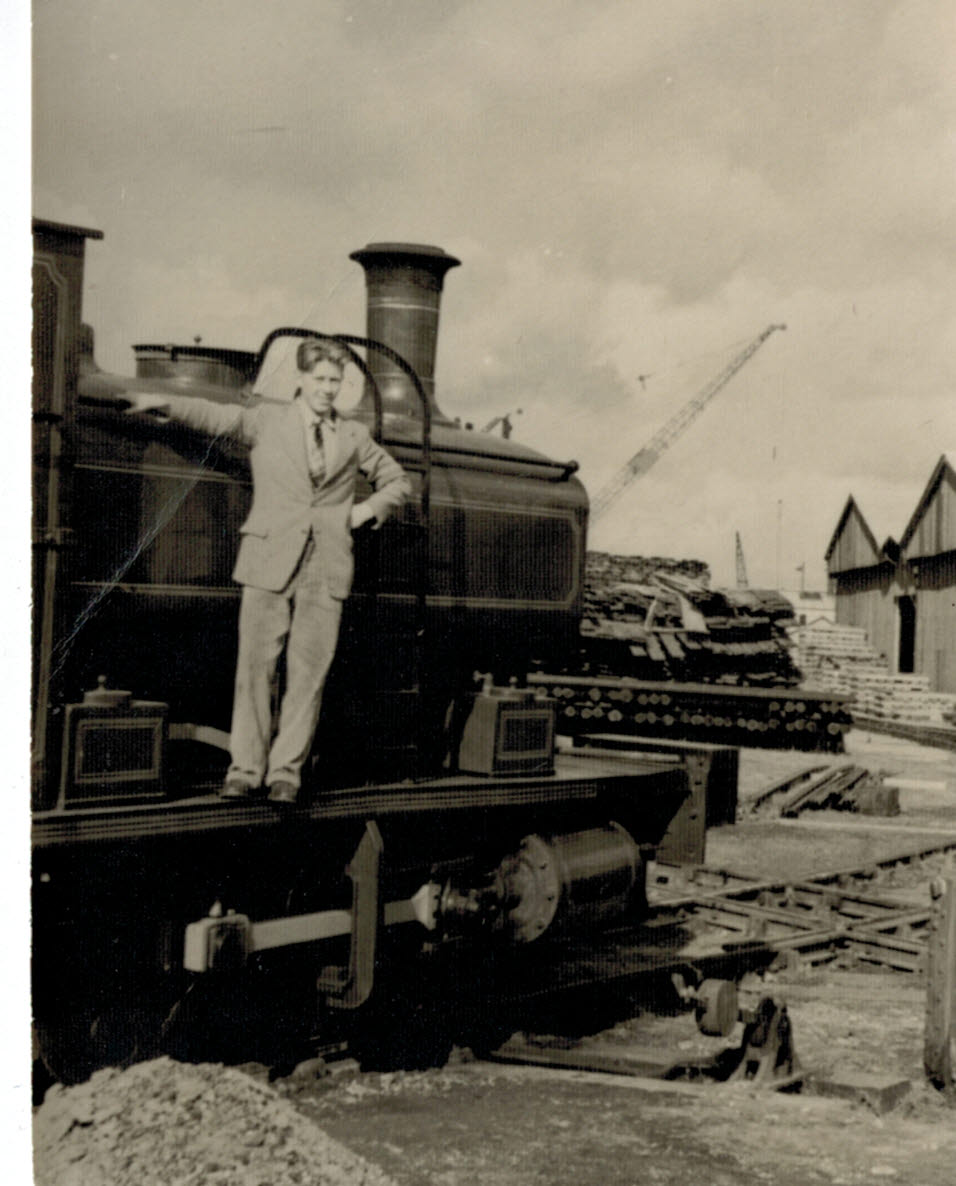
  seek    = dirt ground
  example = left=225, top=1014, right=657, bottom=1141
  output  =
left=31, top=728, right=956, bottom=1185
left=285, top=1054, right=956, bottom=1186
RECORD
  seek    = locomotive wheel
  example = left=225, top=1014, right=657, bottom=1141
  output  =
left=695, top=978, right=739, bottom=1038
left=34, top=980, right=194, bottom=1090
left=350, top=991, right=454, bottom=1072
left=35, top=1002, right=150, bottom=1088
left=349, top=954, right=455, bottom=1073
left=34, top=1011, right=99, bottom=1089
left=457, top=1010, right=516, bottom=1061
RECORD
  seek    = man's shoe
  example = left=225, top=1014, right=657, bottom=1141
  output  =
left=267, top=781, right=299, bottom=806
left=219, top=779, right=254, bottom=801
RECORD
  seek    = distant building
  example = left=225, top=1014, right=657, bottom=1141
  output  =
left=779, top=589, right=836, bottom=625
left=824, top=453, right=956, bottom=692
left=899, top=453, right=956, bottom=692
left=823, top=496, right=901, bottom=665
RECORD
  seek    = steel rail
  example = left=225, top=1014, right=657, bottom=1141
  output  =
left=645, top=839, right=956, bottom=974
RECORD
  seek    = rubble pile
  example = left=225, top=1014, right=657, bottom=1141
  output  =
left=579, top=551, right=800, bottom=686
left=33, top=1057, right=397, bottom=1186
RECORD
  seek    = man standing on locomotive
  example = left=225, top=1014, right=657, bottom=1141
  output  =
left=126, top=337, right=410, bottom=805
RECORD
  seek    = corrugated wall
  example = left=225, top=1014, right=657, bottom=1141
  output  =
left=914, top=551, right=956, bottom=693
left=833, top=567, right=898, bottom=663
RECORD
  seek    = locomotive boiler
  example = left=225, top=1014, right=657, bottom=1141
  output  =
left=31, top=220, right=731, bottom=1083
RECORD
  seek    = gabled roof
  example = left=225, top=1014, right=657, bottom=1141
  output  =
left=900, top=452, right=956, bottom=559
left=824, top=496, right=883, bottom=572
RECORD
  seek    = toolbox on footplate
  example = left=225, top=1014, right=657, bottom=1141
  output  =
left=457, top=679, right=556, bottom=776
left=58, top=677, right=168, bottom=808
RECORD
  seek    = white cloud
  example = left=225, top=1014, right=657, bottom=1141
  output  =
left=32, top=0, right=956, bottom=592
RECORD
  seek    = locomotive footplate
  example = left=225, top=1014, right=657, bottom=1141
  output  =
left=32, top=749, right=691, bottom=849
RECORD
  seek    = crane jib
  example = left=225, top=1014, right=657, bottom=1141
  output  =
left=591, top=324, right=786, bottom=520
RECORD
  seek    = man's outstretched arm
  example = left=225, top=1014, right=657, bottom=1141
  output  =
left=125, top=392, right=255, bottom=444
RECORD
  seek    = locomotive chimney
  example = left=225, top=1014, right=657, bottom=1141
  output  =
left=350, top=242, right=460, bottom=424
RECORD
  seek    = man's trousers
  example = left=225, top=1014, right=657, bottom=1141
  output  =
left=226, top=536, right=343, bottom=790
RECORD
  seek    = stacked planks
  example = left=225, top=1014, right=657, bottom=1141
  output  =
left=580, top=551, right=801, bottom=686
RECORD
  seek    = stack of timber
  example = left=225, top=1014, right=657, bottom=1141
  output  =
left=579, top=552, right=801, bottom=686
left=789, top=621, right=886, bottom=678
left=530, top=552, right=852, bottom=753
left=749, top=762, right=900, bottom=818
left=529, top=672, right=851, bottom=753
left=792, top=621, right=956, bottom=750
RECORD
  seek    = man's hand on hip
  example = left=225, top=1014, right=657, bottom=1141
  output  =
left=350, top=501, right=378, bottom=531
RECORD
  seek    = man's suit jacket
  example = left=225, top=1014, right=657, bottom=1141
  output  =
left=156, top=394, right=411, bottom=596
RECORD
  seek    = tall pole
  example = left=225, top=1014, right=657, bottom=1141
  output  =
left=735, top=531, right=748, bottom=589
left=775, top=499, right=783, bottom=590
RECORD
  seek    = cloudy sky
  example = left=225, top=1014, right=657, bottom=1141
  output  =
left=32, top=0, right=956, bottom=590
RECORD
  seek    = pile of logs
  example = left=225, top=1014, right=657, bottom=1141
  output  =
left=749, top=763, right=900, bottom=817
left=577, top=551, right=801, bottom=686
left=530, top=672, right=852, bottom=753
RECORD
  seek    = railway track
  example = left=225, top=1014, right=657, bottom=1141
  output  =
left=329, top=839, right=956, bottom=1080
left=37, top=839, right=954, bottom=1091
left=646, top=840, right=956, bottom=974
left=470, top=841, right=956, bottom=1093
left=465, top=840, right=956, bottom=1031
left=350, top=840, right=956, bottom=1066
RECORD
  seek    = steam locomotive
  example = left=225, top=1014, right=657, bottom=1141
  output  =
left=31, top=220, right=734, bottom=1082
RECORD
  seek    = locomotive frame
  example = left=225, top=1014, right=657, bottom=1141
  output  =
left=31, top=218, right=733, bottom=1083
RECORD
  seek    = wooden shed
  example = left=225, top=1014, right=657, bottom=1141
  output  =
left=824, top=496, right=906, bottom=668
left=825, top=455, right=956, bottom=693
left=899, top=453, right=956, bottom=693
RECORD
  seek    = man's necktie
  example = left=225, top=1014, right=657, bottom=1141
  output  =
left=311, top=420, right=325, bottom=484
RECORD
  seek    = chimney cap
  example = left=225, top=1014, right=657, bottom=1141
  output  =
left=350, top=242, right=461, bottom=272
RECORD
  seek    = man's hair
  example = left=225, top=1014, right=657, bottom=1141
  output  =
left=296, top=337, right=350, bottom=373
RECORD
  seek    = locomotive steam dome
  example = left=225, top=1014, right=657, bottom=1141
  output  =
left=132, top=344, right=258, bottom=391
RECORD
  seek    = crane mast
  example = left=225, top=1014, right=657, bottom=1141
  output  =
left=735, top=531, right=749, bottom=589
left=591, top=323, right=786, bottom=520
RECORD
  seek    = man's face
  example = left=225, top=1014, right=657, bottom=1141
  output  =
left=300, top=359, right=343, bottom=416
